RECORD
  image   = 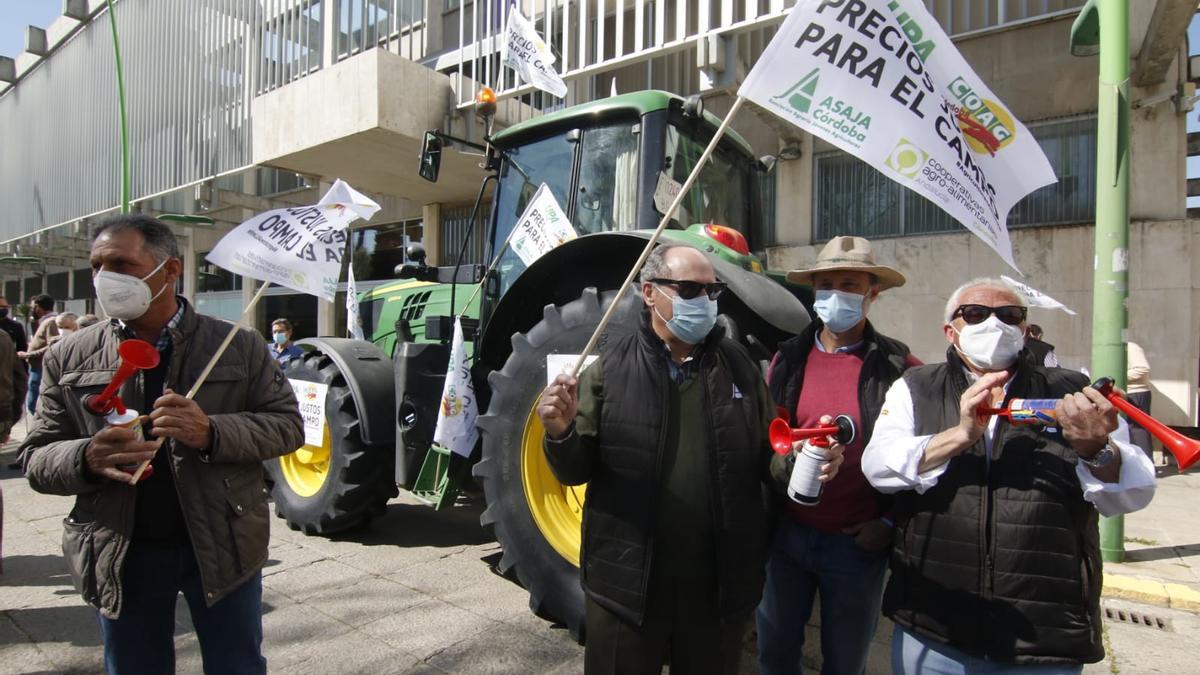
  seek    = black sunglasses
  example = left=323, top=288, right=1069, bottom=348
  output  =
left=650, top=278, right=726, bottom=300
left=953, top=304, right=1027, bottom=326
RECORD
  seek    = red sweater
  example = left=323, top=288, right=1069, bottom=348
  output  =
left=784, top=344, right=885, bottom=533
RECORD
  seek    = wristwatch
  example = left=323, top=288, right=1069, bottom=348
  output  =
left=1081, top=440, right=1117, bottom=469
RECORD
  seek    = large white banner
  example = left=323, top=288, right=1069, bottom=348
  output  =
left=739, top=0, right=1056, bottom=271
left=502, top=8, right=568, bottom=98
left=510, top=184, right=577, bottom=266
left=433, top=317, right=479, bottom=458
left=346, top=265, right=366, bottom=339
left=206, top=179, right=381, bottom=301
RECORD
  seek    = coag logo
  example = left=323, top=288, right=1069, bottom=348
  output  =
left=885, top=138, right=928, bottom=179
left=773, top=68, right=821, bottom=115
left=947, top=76, right=1016, bottom=155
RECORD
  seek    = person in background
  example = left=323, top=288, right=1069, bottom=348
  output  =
left=18, top=295, right=58, bottom=416
left=77, top=314, right=102, bottom=328
left=0, top=297, right=28, bottom=356
left=0, top=327, right=28, bottom=568
left=270, top=318, right=305, bottom=368
left=758, top=236, right=920, bottom=675
left=54, top=313, right=79, bottom=338
left=1023, top=324, right=1059, bottom=368
left=1125, top=341, right=1154, bottom=465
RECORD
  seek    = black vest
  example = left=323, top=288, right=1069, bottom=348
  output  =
left=883, top=350, right=1104, bottom=665
left=581, top=320, right=769, bottom=626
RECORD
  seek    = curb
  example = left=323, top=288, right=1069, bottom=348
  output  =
left=1103, top=572, right=1200, bottom=612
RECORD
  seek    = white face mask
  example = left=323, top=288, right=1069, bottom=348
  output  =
left=94, top=259, right=169, bottom=321
left=953, top=315, right=1025, bottom=371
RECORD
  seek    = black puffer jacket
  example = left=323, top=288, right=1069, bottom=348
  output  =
left=543, top=316, right=774, bottom=626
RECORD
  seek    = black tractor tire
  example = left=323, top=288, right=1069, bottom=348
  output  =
left=265, top=351, right=398, bottom=535
left=474, top=287, right=642, bottom=643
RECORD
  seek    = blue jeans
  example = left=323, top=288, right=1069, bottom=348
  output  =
left=756, top=519, right=888, bottom=675
left=98, top=544, right=266, bottom=674
left=26, top=367, right=40, bottom=415
left=892, top=626, right=1083, bottom=675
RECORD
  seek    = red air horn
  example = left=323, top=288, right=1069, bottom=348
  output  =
left=84, top=339, right=160, bottom=416
left=768, top=415, right=857, bottom=456
left=973, top=377, right=1198, bottom=472
left=1092, top=377, right=1199, bottom=472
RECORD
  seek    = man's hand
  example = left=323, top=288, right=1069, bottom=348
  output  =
left=85, top=425, right=161, bottom=484
left=843, top=519, right=893, bottom=552
left=795, top=414, right=846, bottom=483
left=1056, top=386, right=1119, bottom=458
left=956, top=371, right=1011, bottom=444
left=538, top=375, right=578, bottom=441
left=16, top=351, right=27, bottom=360
left=148, top=388, right=213, bottom=449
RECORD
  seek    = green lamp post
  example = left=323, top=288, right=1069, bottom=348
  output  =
left=1070, top=0, right=1129, bottom=564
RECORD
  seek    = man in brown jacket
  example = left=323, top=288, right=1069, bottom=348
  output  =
left=19, top=293, right=58, bottom=415
left=21, top=214, right=304, bottom=674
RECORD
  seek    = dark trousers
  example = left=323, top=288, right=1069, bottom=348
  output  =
left=98, top=543, right=266, bottom=675
left=584, top=573, right=749, bottom=675
left=1126, top=391, right=1154, bottom=462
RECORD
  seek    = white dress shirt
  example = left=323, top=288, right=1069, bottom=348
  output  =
left=862, top=376, right=1156, bottom=517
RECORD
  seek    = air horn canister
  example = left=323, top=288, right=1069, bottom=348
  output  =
left=768, top=415, right=856, bottom=506
left=973, top=377, right=1198, bottom=472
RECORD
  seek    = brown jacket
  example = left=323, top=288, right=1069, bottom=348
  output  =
left=24, top=313, right=60, bottom=370
left=21, top=301, right=303, bottom=618
left=0, top=330, right=28, bottom=422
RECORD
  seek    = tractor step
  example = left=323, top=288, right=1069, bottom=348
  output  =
left=410, top=444, right=463, bottom=510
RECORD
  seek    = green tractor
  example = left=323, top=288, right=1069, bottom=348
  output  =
left=264, top=90, right=812, bottom=640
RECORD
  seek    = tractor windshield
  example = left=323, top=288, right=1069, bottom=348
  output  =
left=490, top=121, right=640, bottom=293
left=664, top=124, right=751, bottom=234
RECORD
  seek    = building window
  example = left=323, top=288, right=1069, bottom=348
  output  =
left=349, top=219, right=423, bottom=282
left=442, top=202, right=490, bottom=266
left=197, top=254, right=243, bottom=293
left=812, top=116, right=1097, bottom=241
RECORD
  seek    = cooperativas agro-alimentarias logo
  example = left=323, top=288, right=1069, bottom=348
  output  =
left=885, top=138, right=929, bottom=179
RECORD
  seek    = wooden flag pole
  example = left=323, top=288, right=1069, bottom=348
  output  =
left=459, top=236, right=514, bottom=314
left=129, top=280, right=273, bottom=484
left=569, top=96, right=746, bottom=377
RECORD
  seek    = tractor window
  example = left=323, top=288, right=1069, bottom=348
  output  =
left=492, top=132, right=575, bottom=260
left=575, top=124, right=639, bottom=234
left=666, top=126, right=750, bottom=234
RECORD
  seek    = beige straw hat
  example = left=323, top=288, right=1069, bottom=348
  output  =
left=785, top=236, right=906, bottom=290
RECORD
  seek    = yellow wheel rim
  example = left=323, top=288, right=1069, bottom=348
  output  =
left=280, top=423, right=332, bottom=498
left=521, top=401, right=586, bottom=567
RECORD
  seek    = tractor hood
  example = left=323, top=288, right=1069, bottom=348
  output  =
left=630, top=230, right=811, bottom=336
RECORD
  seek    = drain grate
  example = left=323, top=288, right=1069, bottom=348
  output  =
left=1104, top=606, right=1174, bottom=631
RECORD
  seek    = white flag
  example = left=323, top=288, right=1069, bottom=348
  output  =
left=610, top=78, right=618, bottom=97
left=502, top=7, right=568, bottom=98
left=433, top=317, right=479, bottom=458
left=346, top=265, right=365, bottom=340
left=1001, top=275, right=1077, bottom=315
left=206, top=179, right=381, bottom=301
left=738, top=0, right=1056, bottom=272
left=510, top=184, right=577, bottom=266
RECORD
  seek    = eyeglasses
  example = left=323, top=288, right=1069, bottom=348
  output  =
left=953, top=304, right=1027, bottom=326
left=650, top=278, right=726, bottom=300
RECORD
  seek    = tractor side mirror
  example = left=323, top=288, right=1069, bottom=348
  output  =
left=418, top=132, right=442, bottom=183
left=406, top=243, right=427, bottom=264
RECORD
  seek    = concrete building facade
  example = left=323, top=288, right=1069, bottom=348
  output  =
left=0, top=0, right=1196, bottom=423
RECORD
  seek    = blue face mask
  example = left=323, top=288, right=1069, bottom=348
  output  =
left=813, top=289, right=867, bottom=333
left=654, top=286, right=718, bottom=344
left=272, top=332, right=289, bottom=346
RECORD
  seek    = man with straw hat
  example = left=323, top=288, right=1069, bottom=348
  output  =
left=758, top=235, right=920, bottom=675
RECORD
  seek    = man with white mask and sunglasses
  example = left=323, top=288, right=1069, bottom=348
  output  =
left=21, top=214, right=303, bottom=674
left=862, top=277, right=1156, bottom=674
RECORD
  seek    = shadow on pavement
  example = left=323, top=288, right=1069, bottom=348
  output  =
left=1, top=554, right=74, bottom=587
left=1125, top=544, right=1200, bottom=563
left=325, top=500, right=494, bottom=548
left=3, top=604, right=102, bottom=647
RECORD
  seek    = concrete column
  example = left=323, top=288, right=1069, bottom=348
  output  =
left=322, top=0, right=338, bottom=67
left=241, top=277, right=265, bottom=334
left=422, top=203, right=442, bottom=266
left=772, top=134, right=815, bottom=248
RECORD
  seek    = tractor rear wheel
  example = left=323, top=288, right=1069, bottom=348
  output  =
left=265, top=351, right=398, bottom=534
left=474, top=287, right=641, bottom=642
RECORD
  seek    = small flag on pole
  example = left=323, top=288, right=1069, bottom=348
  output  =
left=509, top=184, right=577, bottom=266
left=1001, top=275, right=1077, bottom=315
left=502, top=7, right=568, bottom=98
left=610, top=78, right=618, bottom=97
left=433, top=317, right=479, bottom=458
left=346, top=265, right=365, bottom=339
